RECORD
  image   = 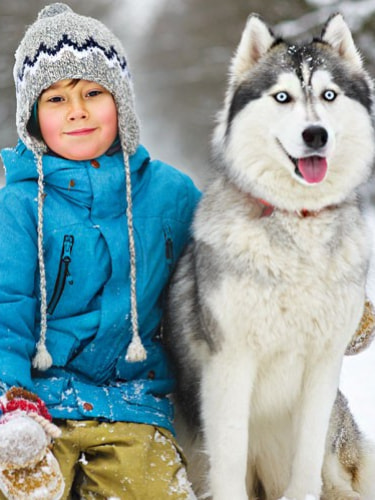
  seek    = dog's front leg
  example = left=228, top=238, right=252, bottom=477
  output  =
left=200, top=348, right=256, bottom=500
left=282, top=357, right=343, bottom=500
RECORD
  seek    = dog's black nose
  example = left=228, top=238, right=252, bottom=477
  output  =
left=302, top=126, right=328, bottom=149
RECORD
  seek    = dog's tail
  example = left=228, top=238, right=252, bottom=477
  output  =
left=323, top=391, right=375, bottom=499
left=354, top=437, right=375, bottom=499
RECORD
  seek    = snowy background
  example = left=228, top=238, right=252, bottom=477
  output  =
left=342, top=334, right=375, bottom=443
left=0, top=0, right=374, bottom=444
left=341, top=207, right=375, bottom=444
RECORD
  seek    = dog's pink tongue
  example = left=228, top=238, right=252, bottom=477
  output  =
left=298, top=156, right=327, bottom=184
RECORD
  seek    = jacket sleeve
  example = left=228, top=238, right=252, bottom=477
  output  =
left=0, top=186, right=38, bottom=391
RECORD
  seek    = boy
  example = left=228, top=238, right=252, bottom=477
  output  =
left=0, top=3, right=200, bottom=499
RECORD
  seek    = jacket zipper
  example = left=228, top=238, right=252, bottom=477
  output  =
left=47, top=235, right=74, bottom=315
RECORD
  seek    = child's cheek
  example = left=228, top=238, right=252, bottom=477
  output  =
left=39, top=111, right=62, bottom=150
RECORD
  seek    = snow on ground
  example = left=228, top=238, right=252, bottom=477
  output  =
left=340, top=207, right=375, bottom=443
left=341, top=341, right=375, bottom=442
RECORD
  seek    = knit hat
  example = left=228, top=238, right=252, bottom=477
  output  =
left=14, top=3, right=146, bottom=368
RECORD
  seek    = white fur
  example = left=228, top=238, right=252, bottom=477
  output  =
left=178, top=13, right=375, bottom=500
left=193, top=183, right=369, bottom=500
left=223, top=69, right=373, bottom=212
left=321, top=14, right=363, bottom=72
left=230, top=15, right=275, bottom=81
left=213, top=15, right=374, bottom=214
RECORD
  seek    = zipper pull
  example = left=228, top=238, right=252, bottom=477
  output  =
left=62, top=235, right=74, bottom=262
left=47, top=235, right=75, bottom=315
left=63, top=235, right=74, bottom=285
left=66, top=269, right=74, bottom=285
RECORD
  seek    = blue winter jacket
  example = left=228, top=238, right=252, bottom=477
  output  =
left=0, top=141, right=200, bottom=434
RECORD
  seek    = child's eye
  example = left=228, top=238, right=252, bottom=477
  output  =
left=86, top=90, right=102, bottom=98
left=47, top=96, right=64, bottom=103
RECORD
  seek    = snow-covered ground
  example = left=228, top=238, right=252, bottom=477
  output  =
left=340, top=208, right=375, bottom=443
left=341, top=340, right=375, bottom=442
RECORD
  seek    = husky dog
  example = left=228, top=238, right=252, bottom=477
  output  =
left=165, top=13, right=375, bottom=500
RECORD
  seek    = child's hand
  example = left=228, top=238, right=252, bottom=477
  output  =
left=0, top=387, right=61, bottom=469
left=0, top=387, right=64, bottom=500
left=0, top=413, right=48, bottom=469
left=0, top=412, right=64, bottom=500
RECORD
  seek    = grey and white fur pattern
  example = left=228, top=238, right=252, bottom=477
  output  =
left=165, top=13, right=375, bottom=500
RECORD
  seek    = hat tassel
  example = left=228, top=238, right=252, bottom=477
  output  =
left=32, top=342, right=53, bottom=371
left=125, top=333, right=147, bottom=362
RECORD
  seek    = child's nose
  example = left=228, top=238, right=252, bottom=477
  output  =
left=68, top=101, right=88, bottom=121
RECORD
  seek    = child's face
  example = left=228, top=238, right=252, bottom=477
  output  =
left=38, top=79, right=118, bottom=161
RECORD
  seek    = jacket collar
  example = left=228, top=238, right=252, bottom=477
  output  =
left=1, top=140, right=150, bottom=185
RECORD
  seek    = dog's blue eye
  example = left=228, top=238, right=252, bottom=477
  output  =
left=323, top=90, right=337, bottom=101
left=274, top=92, right=291, bottom=103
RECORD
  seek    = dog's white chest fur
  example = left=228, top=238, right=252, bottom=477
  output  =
left=196, top=179, right=369, bottom=398
left=192, top=181, right=371, bottom=499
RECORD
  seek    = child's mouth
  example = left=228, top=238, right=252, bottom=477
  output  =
left=65, top=128, right=96, bottom=136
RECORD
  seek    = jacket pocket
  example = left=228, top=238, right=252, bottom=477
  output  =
left=47, top=235, right=74, bottom=315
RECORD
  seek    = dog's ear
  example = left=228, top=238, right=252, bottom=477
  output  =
left=322, top=13, right=363, bottom=71
left=230, top=14, right=275, bottom=79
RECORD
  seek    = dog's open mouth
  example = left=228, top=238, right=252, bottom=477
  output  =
left=277, top=140, right=328, bottom=184
left=290, top=155, right=328, bottom=184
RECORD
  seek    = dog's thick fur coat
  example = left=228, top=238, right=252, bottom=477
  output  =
left=165, top=13, right=375, bottom=500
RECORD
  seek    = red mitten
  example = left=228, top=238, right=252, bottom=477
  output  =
left=0, top=388, right=64, bottom=500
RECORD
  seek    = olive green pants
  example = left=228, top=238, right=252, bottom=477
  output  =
left=55, top=420, right=196, bottom=500
left=0, top=420, right=196, bottom=500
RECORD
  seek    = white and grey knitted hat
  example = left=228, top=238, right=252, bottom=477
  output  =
left=14, top=2, right=146, bottom=369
